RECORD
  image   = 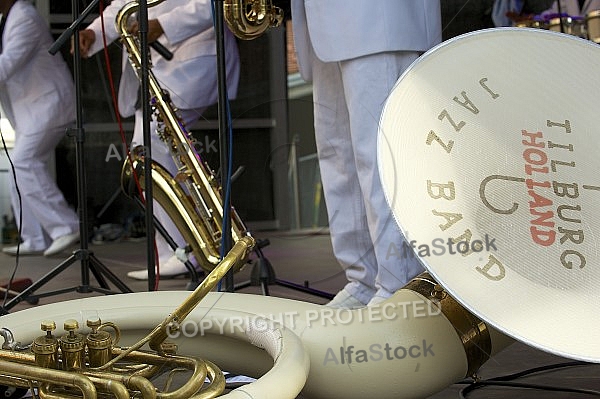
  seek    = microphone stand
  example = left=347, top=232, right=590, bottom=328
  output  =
left=214, top=0, right=234, bottom=292
left=0, top=0, right=132, bottom=314
left=134, top=2, right=197, bottom=290
left=136, top=0, right=158, bottom=291
left=557, top=0, right=566, bottom=33
left=212, top=3, right=332, bottom=299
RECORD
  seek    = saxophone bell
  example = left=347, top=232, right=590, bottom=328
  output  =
left=224, top=0, right=284, bottom=40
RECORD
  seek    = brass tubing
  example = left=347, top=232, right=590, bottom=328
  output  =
left=126, top=351, right=210, bottom=398
left=148, top=236, right=255, bottom=351
left=128, top=375, right=158, bottom=399
left=39, top=383, right=82, bottom=399
left=37, top=378, right=129, bottom=399
left=0, top=345, right=221, bottom=398
left=0, top=359, right=97, bottom=399
left=86, top=349, right=211, bottom=398
left=84, top=371, right=156, bottom=399
left=87, top=377, right=130, bottom=399
left=153, top=357, right=207, bottom=399
left=190, top=360, right=225, bottom=399
left=0, top=349, right=36, bottom=364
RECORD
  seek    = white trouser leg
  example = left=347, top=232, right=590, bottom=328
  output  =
left=10, top=123, right=79, bottom=250
left=312, top=51, right=424, bottom=301
left=312, top=59, right=377, bottom=304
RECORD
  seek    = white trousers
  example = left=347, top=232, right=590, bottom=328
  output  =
left=9, top=123, right=79, bottom=250
left=132, top=107, right=205, bottom=263
left=311, top=51, right=424, bottom=303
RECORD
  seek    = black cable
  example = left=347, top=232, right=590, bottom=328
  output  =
left=460, top=380, right=600, bottom=398
left=458, top=361, right=600, bottom=398
left=486, top=361, right=589, bottom=382
left=225, top=382, right=253, bottom=390
left=0, top=123, right=23, bottom=309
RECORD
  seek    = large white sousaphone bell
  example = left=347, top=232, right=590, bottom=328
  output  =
left=378, top=26, right=600, bottom=364
left=0, top=28, right=598, bottom=399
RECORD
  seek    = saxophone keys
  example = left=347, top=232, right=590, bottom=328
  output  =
left=174, top=171, right=192, bottom=183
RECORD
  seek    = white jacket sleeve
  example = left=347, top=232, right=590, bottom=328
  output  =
left=157, top=0, right=215, bottom=45
left=0, top=10, right=43, bottom=83
left=84, top=0, right=126, bottom=56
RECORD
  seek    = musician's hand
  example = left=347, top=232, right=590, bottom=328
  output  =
left=128, top=19, right=165, bottom=43
left=506, top=11, right=535, bottom=22
left=73, top=29, right=96, bottom=58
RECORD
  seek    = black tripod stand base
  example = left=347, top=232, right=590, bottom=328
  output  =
left=0, top=278, right=38, bottom=305
left=0, top=249, right=132, bottom=313
left=235, top=257, right=334, bottom=300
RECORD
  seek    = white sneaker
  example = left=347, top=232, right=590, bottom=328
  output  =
left=43, top=233, right=80, bottom=256
left=367, top=289, right=394, bottom=307
left=2, top=242, right=44, bottom=256
left=367, top=295, right=390, bottom=307
left=127, top=255, right=195, bottom=280
left=326, top=289, right=366, bottom=309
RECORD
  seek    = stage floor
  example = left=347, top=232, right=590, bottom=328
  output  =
left=0, top=229, right=598, bottom=398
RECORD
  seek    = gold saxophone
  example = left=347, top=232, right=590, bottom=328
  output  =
left=118, top=0, right=253, bottom=273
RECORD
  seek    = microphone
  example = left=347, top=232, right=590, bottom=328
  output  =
left=150, top=41, right=173, bottom=60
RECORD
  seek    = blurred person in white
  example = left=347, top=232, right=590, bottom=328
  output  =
left=0, top=0, right=80, bottom=257
left=291, top=0, right=442, bottom=308
left=76, top=0, right=240, bottom=279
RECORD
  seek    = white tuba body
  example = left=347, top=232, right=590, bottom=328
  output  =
left=0, top=287, right=512, bottom=399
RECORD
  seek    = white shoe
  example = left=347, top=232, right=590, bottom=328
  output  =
left=2, top=242, right=44, bottom=256
left=127, top=255, right=195, bottom=280
left=367, top=289, right=394, bottom=307
left=326, top=289, right=366, bottom=309
left=43, top=233, right=80, bottom=256
left=367, top=295, right=390, bottom=307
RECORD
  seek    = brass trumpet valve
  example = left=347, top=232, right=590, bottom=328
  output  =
left=86, top=318, right=113, bottom=368
left=59, top=320, right=85, bottom=371
left=32, top=320, right=59, bottom=369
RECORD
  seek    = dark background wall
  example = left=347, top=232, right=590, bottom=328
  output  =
left=441, top=0, right=495, bottom=40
